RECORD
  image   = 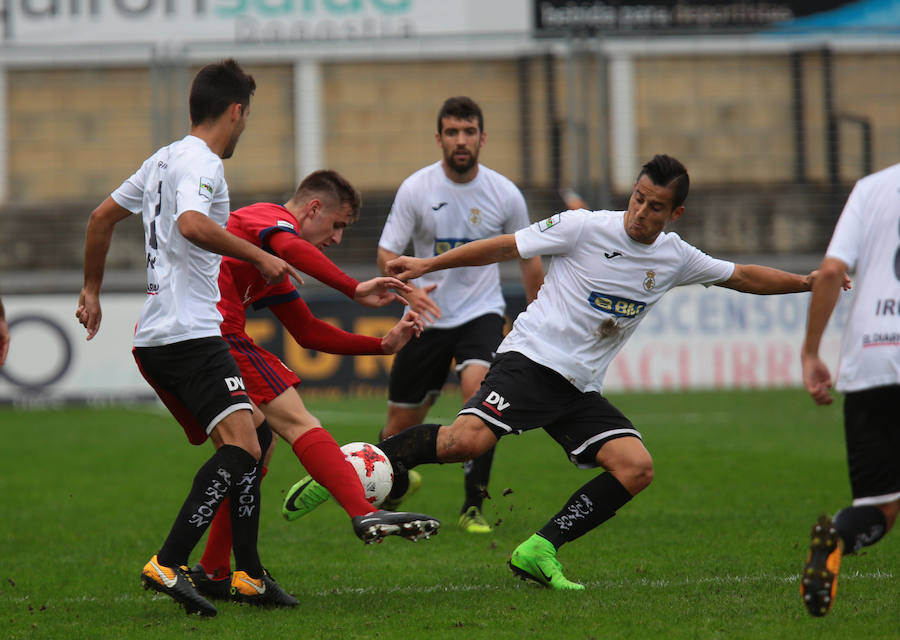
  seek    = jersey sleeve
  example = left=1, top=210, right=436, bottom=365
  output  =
left=674, top=240, right=735, bottom=287
left=268, top=232, right=358, bottom=298
left=110, top=157, right=151, bottom=214
left=378, top=181, right=417, bottom=254
left=501, top=186, right=531, bottom=234
left=824, top=180, right=864, bottom=271
left=514, top=210, right=585, bottom=259
left=269, top=297, right=383, bottom=355
left=174, top=154, right=223, bottom=218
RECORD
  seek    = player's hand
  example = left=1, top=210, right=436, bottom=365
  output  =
left=353, top=276, right=412, bottom=308
left=76, top=289, right=103, bottom=340
left=801, top=351, right=833, bottom=405
left=256, top=253, right=303, bottom=287
left=399, top=283, right=441, bottom=323
left=384, top=255, right=429, bottom=281
left=807, top=269, right=851, bottom=292
left=380, top=310, right=426, bottom=354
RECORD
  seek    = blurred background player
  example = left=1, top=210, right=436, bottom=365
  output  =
left=372, top=96, right=543, bottom=532
left=798, top=161, right=900, bottom=617
left=0, top=293, right=8, bottom=369
left=306, top=154, right=847, bottom=590
left=77, top=59, right=299, bottom=615
left=188, top=170, right=441, bottom=599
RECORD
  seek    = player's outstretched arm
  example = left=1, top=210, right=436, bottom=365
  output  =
left=385, top=234, right=520, bottom=281
left=77, top=197, right=132, bottom=340
left=716, top=263, right=850, bottom=295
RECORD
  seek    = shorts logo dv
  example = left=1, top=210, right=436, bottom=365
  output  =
left=588, top=292, right=646, bottom=318
left=225, top=375, right=247, bottom=396
left=481, top=390, right=510, bottom=416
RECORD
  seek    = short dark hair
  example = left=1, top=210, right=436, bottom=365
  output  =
left=437, top=96, right=483, bottom=134
left=189, top=59, right=256, bottom=126
left=294, top=170, right=362, bottom=222
left=638, top=154, right=690, bottom=209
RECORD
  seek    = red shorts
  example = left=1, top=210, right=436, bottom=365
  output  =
left=223, top=331, right=301, bottom=405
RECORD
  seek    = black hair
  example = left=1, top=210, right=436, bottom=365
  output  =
left=437, top=96, right=484, bottom=134
left=189, top=58, right=256, bottom=126
left=638, top=154, right=690, bottom=209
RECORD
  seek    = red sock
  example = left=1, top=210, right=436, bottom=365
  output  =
left=291, top=428, right=373, bottom=518
left=199, top=466, right=268, bottom=579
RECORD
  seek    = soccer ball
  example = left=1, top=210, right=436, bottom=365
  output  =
left=340, top=442, right=394, bottom=507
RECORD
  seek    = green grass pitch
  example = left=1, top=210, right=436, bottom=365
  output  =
left=1, top=389, right=897, bottom=639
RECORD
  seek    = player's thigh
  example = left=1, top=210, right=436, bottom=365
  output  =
left=593, top=436, right=653, bottom=494
left=209, top=407, right=260, bottom=458
left=261, top=387, right=322, bottom=445
left=134, top=337, right=253, bottom=446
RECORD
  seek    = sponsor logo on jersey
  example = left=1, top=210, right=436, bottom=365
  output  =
left=431, top=202, right=448, bottom=211
left=199, top=177, right=214, bottom=199
left=538, top=213, right=561, bottom=232
left=469, top=208, right=481, bottom=225
left=276, top=219, right=295, bottom=231
left=434, top=237, right=472, bottom=255
left=643, top=270, right=656, bottom=291
left=481, top=390, right=510, bottom=416
left=604, top=251, right=622, bottom=259
left=588, top=292, right=646, bottom=318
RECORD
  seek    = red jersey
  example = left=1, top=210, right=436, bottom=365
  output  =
left=218, top=202, right=382, bottom=354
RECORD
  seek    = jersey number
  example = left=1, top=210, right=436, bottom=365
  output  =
left=149, top=180, right=162, bottom=251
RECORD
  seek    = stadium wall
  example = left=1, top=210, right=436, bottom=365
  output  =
left=0, top=287, right=848, bottom=405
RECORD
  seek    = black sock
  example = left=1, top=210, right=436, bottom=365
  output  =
left=157, top=444, right=256, bottom=567
left=538, top=472, right=633, bottom=549
left=379, top=424, right=441, bottom=501
left=229, top=422, right=273, bottom=578
left=462, top=446, right=495, bottom=512
left=833, top=505, right=888, bottom=554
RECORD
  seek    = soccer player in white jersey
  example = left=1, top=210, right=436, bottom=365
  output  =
left=372, top=96, right=543, bottom=532
left=798, top=163, right=900, bottom=617
left=367, top=154, right=848, bottom=590
left=76, top=59, right=300, bottom=615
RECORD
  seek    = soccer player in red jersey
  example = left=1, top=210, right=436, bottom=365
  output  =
left=187, top=170, right=441, bottom=599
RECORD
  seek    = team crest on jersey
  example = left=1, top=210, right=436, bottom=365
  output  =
left=199, top=177, right=214, bottom=199
left=276, top=219, right=295, bottom=231
left=469, top=208, right=481, bottom=225
left=538, top=213, right=561, bottom=232
left=643, top=270, right=656, bottom=292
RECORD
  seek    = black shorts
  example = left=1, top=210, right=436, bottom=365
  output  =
left=133, top=336, right=253, bottom=445
left=459, top=351, right=642, bottom=468
left=844, top=385, right=900, bottom=505
left=388, top=313, right=505, bottom=406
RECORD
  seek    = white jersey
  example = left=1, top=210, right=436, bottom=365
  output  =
left=501, top=209, right=735, bottom=393
left=379, top=161, right=531, bottom=329
left=825, top=163, right=900, bottom=392
left=112, top=135, right=230, bottom=347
